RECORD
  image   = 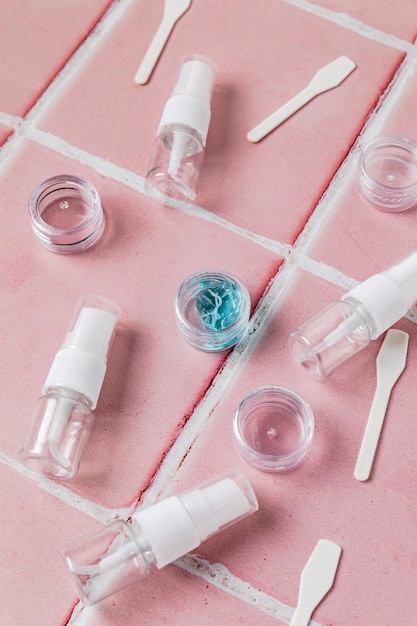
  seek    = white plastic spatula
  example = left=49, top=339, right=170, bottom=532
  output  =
left=247, top=56, right=356, bottom=142
left=290, top=540, right=342, bottom=626
left=134, top=0, right=192, bottom=85
left=354, top=328, right=409, bottom=482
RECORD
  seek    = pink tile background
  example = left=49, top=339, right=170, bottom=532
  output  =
left=0, top=464, right=101, bottom=625
left=36, top=0, right=404, bottom=243
left=1, top=1, right=417, bottom=625
left=308, top=0, right=417, bottom=41
left=0, top=1, right=113, bottom=117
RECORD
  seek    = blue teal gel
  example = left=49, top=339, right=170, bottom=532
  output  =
left=196, top=280, right=242, bottom=330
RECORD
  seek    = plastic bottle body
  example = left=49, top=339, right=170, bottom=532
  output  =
left=62, top=470, right=258, bottom=605
left=145, top=124, right=205, bottom=203
left=288, top=299, right=373, bottom=379
left=19, top=389, right=94, bottom=479
left=63, top=519, right=151, bottom=606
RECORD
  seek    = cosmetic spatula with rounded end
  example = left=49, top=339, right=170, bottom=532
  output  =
left=290, top=540, right=342, bottom=626
left=134, top=0, right=192, bottom=85
left=247, top=56, right=356, bottom=142
left=354, top=328, right=409, bottom=482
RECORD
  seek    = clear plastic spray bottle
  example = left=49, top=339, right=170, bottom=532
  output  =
left=62, top=470, right=258, bottom=605
left=19, top=295, right=120, bottom=478
left=289, top=251, right=417, bottom=379
left=145, top=54, right=216, bottom=204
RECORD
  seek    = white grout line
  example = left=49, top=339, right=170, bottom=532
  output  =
left=0, top=451, right=130, bottom=524
left=281, top=0, right=414, bottom=52
left=24, top=0, right=135, bottom=127
left=0, top=112, right=22, bottom=129
left=28, top=126, right=146, bottom=191
left=175, top=554, right=322, bottom=625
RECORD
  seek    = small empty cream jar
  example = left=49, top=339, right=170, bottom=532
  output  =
left=233, top=386, right=314, bottom=472
left=29, top=175, right=104, bottom=253
left=357, top=136, right=417, bottom=212
left=175, top=270, right=251, bottom=351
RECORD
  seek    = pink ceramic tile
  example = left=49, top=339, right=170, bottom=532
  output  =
left=306, top=180, right=417, bottom=283
left=36, top=0, right=404, bottom=243
left=0, top=464, right=101, bottom=625
left=0, top=0, right=112, bottom=116
left=0, top=139, right=280, bottom=510
left=168, top=269, right=417, bottom=626
left=308, top=0, right=417, bottom=41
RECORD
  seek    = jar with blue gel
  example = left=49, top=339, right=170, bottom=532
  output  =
left=175, top=270, right=251, bottom=351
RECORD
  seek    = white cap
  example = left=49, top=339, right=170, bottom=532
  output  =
left=133, top=471, right=258, bottom=568
left=43, top=296, right=120, bottom=409
left=344, top=250, right=417, bottom=338
left=158, top=55, right=216, bottom=145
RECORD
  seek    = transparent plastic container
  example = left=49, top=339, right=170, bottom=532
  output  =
left=175, top=270, right=251, bottom=351
left=29, top=175, right=104, bottom=252
left=233, top=386, right=314, bottom=472
left=20, top=391, right=95, bottom=479
left=357, top=136, right=417, bottom=212
left=288, top=300, right=372, bottom=379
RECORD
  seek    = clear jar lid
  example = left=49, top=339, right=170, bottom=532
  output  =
left=174, top=270, right=251, bottom=351
left=28, top=175, right=104, bottom=253
left=233, top=386, right=314, bottom=472
left=357, top=135, right=417, bottom=212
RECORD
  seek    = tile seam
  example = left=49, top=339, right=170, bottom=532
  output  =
left=0, top=451, right=130, bottom=523
left=21, top=0, right=135, bottom=128
left=175, top=553, right=323, bottom=625
left=280, top=0, right=413, bottom=52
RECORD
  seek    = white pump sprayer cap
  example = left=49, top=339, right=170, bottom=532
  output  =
left=158, top=55, right=216, bottom=145
left=43, top=296, right=121, bottom=409
left=133, top=470, right=258, bottom=568
left=344, top=250, right=417, bottom=338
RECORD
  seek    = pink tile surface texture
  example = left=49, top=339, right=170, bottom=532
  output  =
left=1, top=1, right=417, bottom=625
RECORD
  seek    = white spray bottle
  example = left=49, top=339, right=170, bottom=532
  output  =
left=19, top=295, right=120, bottom=478
left=289, top=251, right=417, bottom=378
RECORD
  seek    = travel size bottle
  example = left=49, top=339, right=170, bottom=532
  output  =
left=289, top=251, right=417, bottom=378
left=19, top=296, right=120, bottom=478
left=62, top=470, right=258, bottom=605
left=145, top=54, right=216, bottom=204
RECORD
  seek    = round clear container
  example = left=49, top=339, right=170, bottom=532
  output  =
left=29, top=175, right=104, bottom=253
left=175, top=270, right=251, bottom=351
left=357, top=135, right=417, bottom=212
left=233, top=386, right=314, bottom=472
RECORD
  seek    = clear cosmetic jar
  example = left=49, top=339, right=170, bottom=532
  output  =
left=175, top=270, right=251, bottom=351
left=357, top=136, right=417, bottom=212
left=29, top=175, right=104, bottom=253
left=233, top=386, right=314, bottom=472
